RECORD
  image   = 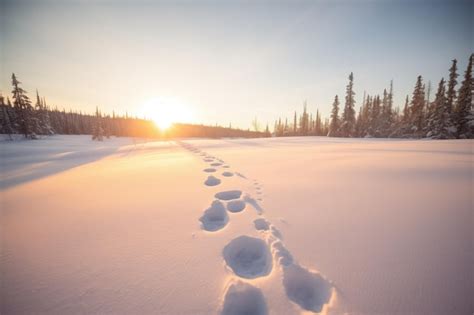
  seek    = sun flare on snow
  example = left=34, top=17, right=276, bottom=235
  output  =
left=141, top=97, right=193, bottom=130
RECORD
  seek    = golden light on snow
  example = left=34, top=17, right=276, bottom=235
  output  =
left=140, top=97, right=193, bottom=130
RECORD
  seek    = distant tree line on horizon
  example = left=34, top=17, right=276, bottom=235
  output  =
left=272, top=54, right=473, bottom=139
left=0, top=74, right=267, bottom=140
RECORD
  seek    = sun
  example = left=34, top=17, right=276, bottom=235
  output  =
left=140, top=97, right=193, bottom=130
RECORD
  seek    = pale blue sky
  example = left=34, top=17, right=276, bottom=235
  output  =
left=1, top=0, right=472, bottom=128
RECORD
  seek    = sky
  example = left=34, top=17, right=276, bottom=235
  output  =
left=1, top=0, right=472, bottom=129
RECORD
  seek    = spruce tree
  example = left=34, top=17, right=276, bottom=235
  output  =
left=369, top=95, right=381, bottom=137
left=454, top=54, right=473, bottom=138
left=300, top=102, right=309, bottom=135
left=328, top=95, right=339, bottom=137
left=446, top=59, right=458, bottom=114
left=339, top=72, right=356, bottom=137
left=293, top=111, right=297, bottom=135
left=11, top=73, right=35, bottom=138
left=0, top=94, right=14, bottom=139
left=410, top=75, right=425, bottom=136
left=92, top=107, right=104, bottom=141
left=360, top=95, right=372, bottom=137
left=427, top=78, right=455, bottom=139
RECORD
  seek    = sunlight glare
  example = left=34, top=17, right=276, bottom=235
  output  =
left=141, top=97, right=193, bottom=130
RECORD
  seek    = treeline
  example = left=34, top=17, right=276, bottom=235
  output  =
left=273, top=104, right=329, bottom=137
left=0, top=74, right=267, bottom=140
left=0, top=73, right=161, bottom=140
left=273, top=54, right=473, bottom=139
left=168, top=123, right=267, bottom=138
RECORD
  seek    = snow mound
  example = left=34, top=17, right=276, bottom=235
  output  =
left=221, top=281, right=268, bottom=315
left=226, top=200, right=246, bottom=213
left=270, top=226, right=283, bottom=239
left=205, top=175, right=221, bottom=186
left=282, top=264, right=332, bottom=312
left=254, top=218, right=270, bottom=231
left=223, top=236, right=272, bottom=279
left=271, top=241, right=293, bottom=266
left=199, top=201, right=228, bottom=231
left=215, top=190, right=242, bottom=201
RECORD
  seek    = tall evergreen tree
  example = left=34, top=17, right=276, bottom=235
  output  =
left=11, top=73, right=35, bottom=138
left=328, top=95, right=340, bottom=137
left=446, top=59, right=458, bottom=114
left=339, top=72, right=356, bottom=137
left=92, top=107, right=104, bottom=141
left=0, top=93, right=15, bottom=139
left=293, top=111, right=297, bottom=135
left=454, top=54, right=473, bottom=138
left=426, top=78, right=455, bottom=138
left=300, top=102, right=309, bottom=135
left=410, top=75, right=425, bottom=136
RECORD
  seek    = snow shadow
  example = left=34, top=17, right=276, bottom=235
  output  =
left=1, top=140, right=121, bottom=189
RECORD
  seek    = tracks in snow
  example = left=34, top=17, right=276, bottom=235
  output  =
left=177, top=141, right=335, bottom=314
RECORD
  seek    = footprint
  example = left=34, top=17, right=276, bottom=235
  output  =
left=204, top=168, right=216, bottom=173
left=222, top=171, right=234, bottom=177
left=211, top=162, right=223, bottom=167
left=223, top=165, right=230, bottom=168
left=235, top=172, right=247, bottom=179
left=205, top=176, right=221, bottom=186
left=215, top=190, right=242, bottom=201
left=221, top=281, right=268, bottom=315
left=282, top=264, right=332, bottom=313
left=199, top=201, right=228, bottom=231
left=204, top=158, right=214, bottom=162
left=254, top=218, right=270, bottom=231
left=226, top=200, right=246, bottom=213
left=244, top=195, right=264, bottom=214
left=223, top=236, right=272, bottom=279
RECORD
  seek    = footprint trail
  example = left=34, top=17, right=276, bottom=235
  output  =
left=176, top=140, right=335, bottom=314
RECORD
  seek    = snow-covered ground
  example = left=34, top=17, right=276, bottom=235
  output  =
left=1, top=135, right=472, bottom=314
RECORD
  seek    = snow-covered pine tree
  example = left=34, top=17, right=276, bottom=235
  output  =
left=41, top=97, right=54, bottom=135
left=31, top=90, right=46, bottom=136
left=453, top=54, right=473, bottom=138
left=409, top=75, right=425, bottom=137
left=327, top=95, right=339, bottom=137
left=11, top=73, right=36, bottom=138
left=361, top=95, right=372, bottom=137
left=0, top=93, right=15, bottom=139
left=293, top=111, right=297, bottom=135
left=5, top=98, right=18, bottom=132
left=369, top=95, right=381, bottom=137
left=339, top=72, right=356, bottom=137
left=315, top=109, right=322, bottom=135
left=300, top=102, right=309, bottom=135
left=379, top=88, right=393, bottom=137
left=446, top=59, right=458, bottom=114
left=426, top=78, right=456, bottom=139
left=92, top=107, right=104, bottom=141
